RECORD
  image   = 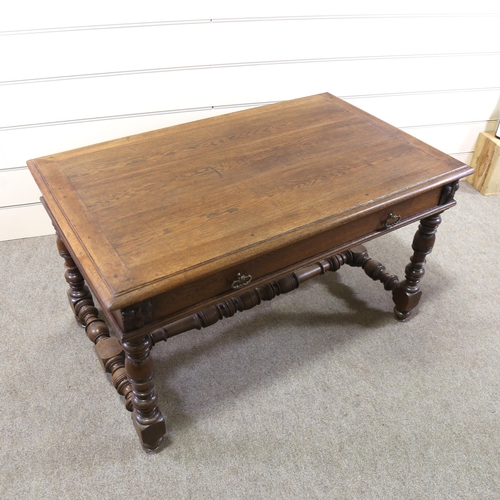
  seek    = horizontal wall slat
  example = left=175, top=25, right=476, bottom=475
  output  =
left=3, top=1, right=500, bottom=32
left=345, top=90, right=500, bottom=128
left=0, top=67, right=256, bottom=128
left=2, top=56, right=500, bottom=131
left=0, top=204, right=53, bottom=241
left=0, top=107, right=249, bottom=170
left=451, top=152, right=474, bottom=165
left=254, top=55, right=500, bottom=101
left=402, top=121, right=496, bottom=155
left=0, top=169, right=42, bottom=206
left=2, top=16, right=500, bottom=82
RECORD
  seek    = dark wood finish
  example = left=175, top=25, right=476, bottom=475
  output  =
left=56, top=233, right=133, bottom=412
left=392, top=213, right=442, bottom=321
left=149, top=244, right=398, bottom=344
left=29, top=93, right=471, bottom=314
left=28, top=93, right=473, bottom=449
left=130, top=186, right=441, bottom=331
left=56, top=233, right=92, bottom=327
left=122, top=336, right=165, bottom=450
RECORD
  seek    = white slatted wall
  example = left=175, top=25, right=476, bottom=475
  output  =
left=1, top=1, right=500, bottom=241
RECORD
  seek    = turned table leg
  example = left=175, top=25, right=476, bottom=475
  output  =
left=122, top=335, right=166, bottom=450
left=56, top=234, right=92, bottom=327
left=55, top=233, right=133, bottom=411
left=392, top=213, right=442, bottom=321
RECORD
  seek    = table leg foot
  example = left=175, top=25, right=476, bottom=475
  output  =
left=392, top=213, right=442, bottom=321
left=132, top=410, right=166, bottom=451
left=123, top=335, right=166, bottom=450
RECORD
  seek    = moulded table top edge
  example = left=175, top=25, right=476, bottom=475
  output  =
left=32, top=163, right=472, bottom=312
left=27, top=93, right=473, bottom=311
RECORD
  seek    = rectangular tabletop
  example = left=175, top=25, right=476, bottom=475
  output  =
left=28, top=93, right=471, bottom=311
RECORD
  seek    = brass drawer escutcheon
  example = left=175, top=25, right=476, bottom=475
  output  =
left=231, top=273, right=253, bottom=289
left=384, top=213, right=401, bottom=228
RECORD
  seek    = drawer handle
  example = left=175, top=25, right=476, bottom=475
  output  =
left=231, top=273, right=253, bottom=289
left=384, top=213, right=401, bottom=228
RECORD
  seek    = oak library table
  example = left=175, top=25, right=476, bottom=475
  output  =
left=28, top=93, right=473, bottom=450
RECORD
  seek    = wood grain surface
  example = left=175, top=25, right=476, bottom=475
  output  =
left=28, top=93, right=472, bottom=310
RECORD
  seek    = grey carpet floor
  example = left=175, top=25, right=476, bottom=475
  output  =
left=1, top=182, right=499, bottom=499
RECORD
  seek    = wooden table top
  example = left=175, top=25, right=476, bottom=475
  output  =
left=28, top=93, right=471, bottom=311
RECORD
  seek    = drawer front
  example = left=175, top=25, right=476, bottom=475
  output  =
left=138, top=187, right=441, bottom=326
